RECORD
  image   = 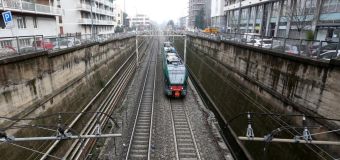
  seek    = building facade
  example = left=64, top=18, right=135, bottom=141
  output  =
left=179, top=16, right=188, bottom=30
left=224, top=0, right=340, bottom=40
left=211, top=0, right=226, bottom=30
left=60, top=0, right=115, bottom=35
left=0, top=0, right=61, bottom=37
left=189, top=0, right=205, bottom=28
left=128, top=14, right=150, bottom=30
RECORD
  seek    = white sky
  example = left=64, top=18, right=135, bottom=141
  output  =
left=117, top=0, right=188, bottom=24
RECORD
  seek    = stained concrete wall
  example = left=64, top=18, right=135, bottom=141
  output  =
left=0, top=37, right=136, bottom=124
left=185, top=36, right=340, bottom=129
left=174, top=36, right=340, bottom=159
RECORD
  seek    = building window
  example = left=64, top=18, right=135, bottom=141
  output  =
left=17, top=16, right=26, bottom=29
left=33, top=17, right=38, bottom=28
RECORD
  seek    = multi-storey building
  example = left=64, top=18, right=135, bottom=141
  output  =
left=114, top=4, right=123, bottom=28
left=211, top=0, right=225, bottom=30
left=188, top=0, right=205, bottom=28
left=179, top=16, right=188, bottom=30
left=224, top=0, right=340, bottom=40
left=0, top=0, right=61, bottom=37
left=60, top=0, right=115, bottom=35
left=128, top=14, right=150, bottom=30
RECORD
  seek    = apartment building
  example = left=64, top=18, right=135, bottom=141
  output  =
left=224, top=0, right=340, bottom=41
left=179, top=16, right=188, bottom=30
left=0, top=0, right=61, bottom=37
left=188, top=0, right=205, bottom=28
left=211, top=0, right=225, bottom=30
left=60, top=0, right=115, bottom=35
left=128, top=14, right=150, bottom=30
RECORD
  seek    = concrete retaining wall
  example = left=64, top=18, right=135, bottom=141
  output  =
left=0, top=37, right=136, bottom=124
left=187, top=36, right=340, bottom=128
left=175, top=36, right=340, bottom=159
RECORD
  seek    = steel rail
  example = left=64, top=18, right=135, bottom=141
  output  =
left=169, top=99, right=201, bottom=160
left=40, top=39, right=147, bottom=160
left=66, top=38, right=152, bottom=159
left=65, top=56, right=136, bottom=160
left=125, top=38, right=156, bottom=160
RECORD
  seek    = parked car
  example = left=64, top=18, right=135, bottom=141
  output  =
left=242, top=33, right=261, bottom=42
left=0, top=46, right=17, bottom=56
left=54, top=38, right=81, bottom=49
left=317, top=50, right=340, bottom=60
left=312, top=43, right=338, bottom=55
left=247, top=39, right=272, bottom=48
left=33, top=39, right=54, bottom=50
left=272, top=45, right=300, bottom=55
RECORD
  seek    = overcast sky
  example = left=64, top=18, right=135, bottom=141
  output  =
left=117, top=0, right=188, bottom=24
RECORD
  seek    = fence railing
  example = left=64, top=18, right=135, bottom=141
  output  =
left=185, top=31, right=340, bottom=61
left=2, top=0, right=61, bottom=15
left=0, top=32, right=135, bottom=58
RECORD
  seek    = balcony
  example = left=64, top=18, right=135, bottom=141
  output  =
left=0, top=0, right=61, bottom=16
left=224, top=0, right=272, bottom=11
left=78, top=18, right=114, bottom=25
left=77, top=3, right=114, bottom=16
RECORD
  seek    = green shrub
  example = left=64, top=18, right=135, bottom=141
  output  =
left=306, top=30, right=314, bottom=40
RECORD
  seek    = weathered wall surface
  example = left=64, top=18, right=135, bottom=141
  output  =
left=0, top=37, right=136, bottom=123
left=175, top=36, right=340, bottom=159
left=187, top=36, right=340, bottom=128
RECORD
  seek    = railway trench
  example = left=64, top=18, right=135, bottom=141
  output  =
left=93, top=36, right=233, bottom=160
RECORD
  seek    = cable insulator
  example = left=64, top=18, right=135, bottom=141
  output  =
left=246, top=112, right=254, bottom=139
left=303, top=127, right=312, bottom=142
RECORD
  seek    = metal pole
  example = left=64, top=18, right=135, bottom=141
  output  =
left=90, top=0, right=94, bottom=39
left=0, top=134, right=122, bottom=142
left=184, top=36, right=187, bottom=65
left=16, top=36, right=20, bottom=54
left=238, top=137, right=340, bottom=145
left=136, top=36, right=139, bottom=67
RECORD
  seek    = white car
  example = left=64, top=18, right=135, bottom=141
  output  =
left=247, top=39, right=272, bottom=48
left=318, top=50, right=340, bottom=60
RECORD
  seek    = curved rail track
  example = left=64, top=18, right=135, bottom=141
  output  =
left=125, top=38, right=158, bottom=160
left=40, top=37, right=149, bottom=160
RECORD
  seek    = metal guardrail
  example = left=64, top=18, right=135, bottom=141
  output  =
left=185, top=31, right=340, bottom=61
left=1, top=0, right=61, bottom=15
left=0, top=32, right=136, bottom=58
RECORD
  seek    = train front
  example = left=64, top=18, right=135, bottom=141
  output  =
left=165, top=65, right=188, bottom=98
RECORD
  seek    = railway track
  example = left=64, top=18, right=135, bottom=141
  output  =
left=40, top=38, right=149, bottom=160
left=125, top=38, right=157, bottom=160
left=170, top=99, right=201, bottom=160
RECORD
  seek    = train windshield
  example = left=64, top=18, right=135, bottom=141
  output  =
left=168, top=68, right=186, bottom=84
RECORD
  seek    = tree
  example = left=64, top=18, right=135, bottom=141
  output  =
left=167, top=20, right=175, bottom=30
left=115, top=26, right=123, bottom=33
left=282, top=0, right=316, bottom=39
left=195, top=8, right=205, bottom=29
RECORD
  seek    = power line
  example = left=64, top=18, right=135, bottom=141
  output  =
left=6, top=142, right=62, bottom=160
left=183, top=44, right=335, bottom=159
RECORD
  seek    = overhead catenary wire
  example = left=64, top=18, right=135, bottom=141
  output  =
left=182, top=42, right=335, bottom=159
left=6, top=142, right=62, bottom=160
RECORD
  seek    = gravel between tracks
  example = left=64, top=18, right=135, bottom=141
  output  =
left=97, top=37, right=233, bottom=160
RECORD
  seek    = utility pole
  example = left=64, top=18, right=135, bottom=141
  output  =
left=184, top=35, right=187, bottom=65
left=90, top=0, right=94, bottom=39
left=136, top=27, right=139, bottom=67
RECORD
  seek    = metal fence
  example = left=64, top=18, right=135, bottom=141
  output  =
left=0, top=33, right=135, bottom=58
left=186, top=31, right=340, bottom=61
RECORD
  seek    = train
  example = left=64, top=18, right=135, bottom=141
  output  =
left=162, top=41, right=188, bottom=98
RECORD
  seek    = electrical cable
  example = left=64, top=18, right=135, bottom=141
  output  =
left=184, top=44, right=335, bottom=159
left=6, top=142, right=62, bottom=160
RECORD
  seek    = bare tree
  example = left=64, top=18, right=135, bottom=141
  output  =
left=282, top=0, right=316, bottom=39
